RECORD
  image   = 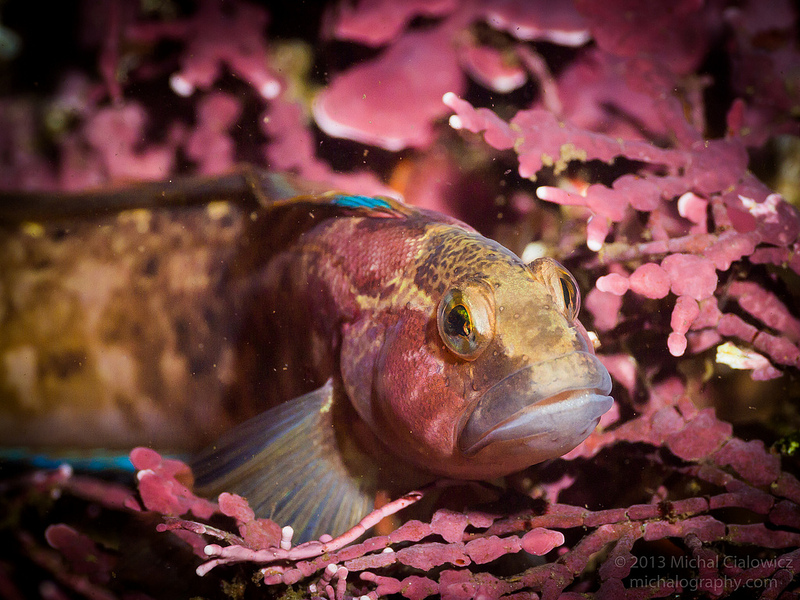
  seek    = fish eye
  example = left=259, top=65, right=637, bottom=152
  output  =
left=437, top=282, right=495, bottom=360
left=557, top=269, right=580, bottom=320
left=528, top=258, right=581, bottom=321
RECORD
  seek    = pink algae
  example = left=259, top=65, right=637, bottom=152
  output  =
left=2, top=1, right=800, bottom=598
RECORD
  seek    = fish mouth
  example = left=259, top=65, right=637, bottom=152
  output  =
left=458, top=351, right=613, bottom=457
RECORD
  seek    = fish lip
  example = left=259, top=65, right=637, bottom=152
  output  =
left=457, top=351, right=613, bottom=456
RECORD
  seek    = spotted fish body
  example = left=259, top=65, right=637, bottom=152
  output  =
left=0, top=172, right=613, bottom=541
left=0, top=174, right=260, bottom=450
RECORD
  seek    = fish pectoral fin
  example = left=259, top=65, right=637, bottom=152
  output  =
left=190, top=380, right=375, bottom=544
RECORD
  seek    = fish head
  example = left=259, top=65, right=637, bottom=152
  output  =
left=447, top=256, right=613, bottom=476
left=355, top=237, right=613, bottom=479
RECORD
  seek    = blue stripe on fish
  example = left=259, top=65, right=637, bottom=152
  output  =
left=332, top=195, right=393, bottom=210
left=0, top=448, right=136, bottom=472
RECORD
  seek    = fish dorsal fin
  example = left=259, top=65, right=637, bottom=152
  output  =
left=325, top=193, right=411, bottom=217
left=268, top=192, right=412, bottom=220
left=190, top=381, right=375, bottom=543
left=230, top=192, right=413, bottom=278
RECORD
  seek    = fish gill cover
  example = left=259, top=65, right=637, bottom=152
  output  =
left=1, top=0, right=800, bottom=598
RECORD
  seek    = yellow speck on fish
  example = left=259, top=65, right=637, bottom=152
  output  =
left=320, top=393, right=334, bottom=414
left=21, top=222, right=44, bottom=237
left=118, top=208, right=152, bottom=234
left=206, top=200, right=231, bottom=220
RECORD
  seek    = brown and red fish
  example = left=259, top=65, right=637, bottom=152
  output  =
left=0, top=170, right=613, bottom=541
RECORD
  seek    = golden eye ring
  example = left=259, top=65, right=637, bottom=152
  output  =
left=437, top=281, right=496, bottom=360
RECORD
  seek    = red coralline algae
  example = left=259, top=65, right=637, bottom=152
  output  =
left=464, top=535, right=516, bottom=564
left=1, top=0, right=800, bottom=598
left=628, top=263, right=671, bottom=299
left=328, top=0, right=459, bottom=47
left=728, top=281, right=800, bottom=342
left=185, top=92, right=242, bottom=175
left=753, top=331, right=800, bottom=368
left=131, top=446, right=217, bottom=520
left=703, top=231, right=760, bottom=270
left=316, top=0, right=589, bottom=150
left=429, top=509, right=469, bottom=544
left=668, top=296, right=701, bottom=356
left=447, top=60, right=800, bottom=373
left=556, top=52, right=672, bottom=143
left=443, top=91, right=517, bottom=150
left=520, top=528, right=564, bottom=556
left=678, top=192, right=708, bottom=230
left=584, top=287, right=623, bottom=332
left=128, top=0, right=280, bottom=99
left=44, top=525, right=115, bottom=585
left=666, top=411, right=732, bottom=461
left=595, top=272, right=629, bottom=296
left=713, top=438, right=781, bottom=488
left=80, top=102, right=180, bottom=185
left=396, top=542, right=470, bottom=570
left=263, top=95, right=396, bottom=196
left=517, top=108, right=683, bottom=179
left=218, top=492, right=283, bottom=549
left=725, top=0, right=800, bottom=146
left=458, top=43, right=527, bottom=94
left=110, top=414, right=798, bottom=598
left=573, top=0, right=715, bottom=75
left=483, top=0, right=589, bottom=46
left=313, top=26, right=464, bottom=151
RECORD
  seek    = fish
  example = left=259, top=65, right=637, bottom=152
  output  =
left=0, top=169, right=613, bottom=542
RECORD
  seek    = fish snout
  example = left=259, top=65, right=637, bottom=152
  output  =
left=458, top=352, right=613, bottom=458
